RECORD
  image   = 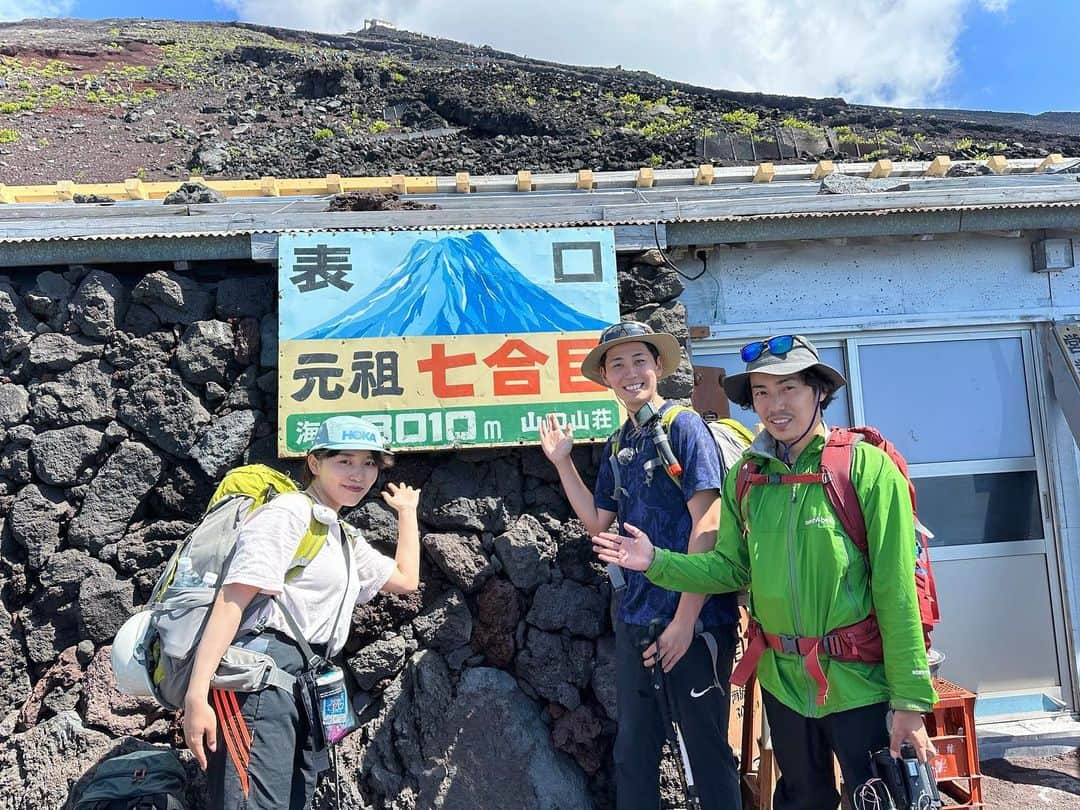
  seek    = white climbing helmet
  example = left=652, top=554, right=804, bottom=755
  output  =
left=110, top=610, right=156, bottom=699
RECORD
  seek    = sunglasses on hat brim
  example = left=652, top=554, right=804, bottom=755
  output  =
left=740, top=335, right=817, bottom=364
left=599, top=321, right=653, bottom=343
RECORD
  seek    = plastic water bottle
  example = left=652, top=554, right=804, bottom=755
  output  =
left=173, top=557, right=201, bottom=588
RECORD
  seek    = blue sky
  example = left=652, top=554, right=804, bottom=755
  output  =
left=5, top=0, right=1077, bottom=114
left=948, top=0, right=1076, bottom=113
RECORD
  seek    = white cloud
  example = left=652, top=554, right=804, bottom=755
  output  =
left=0, top=0, right=75, bottom=21
left=216, top=0, right=1011, bottom=107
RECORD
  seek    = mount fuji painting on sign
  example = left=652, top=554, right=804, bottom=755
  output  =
left=278, top=227, right=621, bottom=454
left=294, top=232, right=610, bottom=339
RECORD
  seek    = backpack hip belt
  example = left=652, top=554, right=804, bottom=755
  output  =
left=731, top=616, right=884, bottom=706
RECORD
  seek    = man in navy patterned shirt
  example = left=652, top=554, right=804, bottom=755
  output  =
left=540, top=321, right=741, bottom=810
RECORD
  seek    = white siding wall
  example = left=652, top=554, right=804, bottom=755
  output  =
left=672, top=231, right=1080, bottom=704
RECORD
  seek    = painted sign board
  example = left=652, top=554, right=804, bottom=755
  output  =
left=277, top=228, right=621, bottom=455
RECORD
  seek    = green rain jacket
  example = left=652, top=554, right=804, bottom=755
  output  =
left=647, top=429, right=937, bottom=718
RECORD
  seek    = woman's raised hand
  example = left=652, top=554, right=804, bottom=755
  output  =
left=381, top=482, right=420, bottom=514
left=592, top=523, right=656, bottom=572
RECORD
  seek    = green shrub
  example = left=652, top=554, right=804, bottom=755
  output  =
left=721, top=109, right=759, bottom=134
left=313, top=127, right=334, bottom=141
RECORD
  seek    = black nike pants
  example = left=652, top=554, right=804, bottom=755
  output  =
left=613, top=619, right=742, bottom=810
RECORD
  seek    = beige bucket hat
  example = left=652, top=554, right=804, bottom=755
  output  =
left=580, top=321, right=682, bottom=385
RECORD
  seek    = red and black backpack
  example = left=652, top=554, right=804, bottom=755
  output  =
left=730, top=427, right=940, bottom=705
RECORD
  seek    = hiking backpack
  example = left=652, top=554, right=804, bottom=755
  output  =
left=606, top=405, right=754, bottom=502
left=736, top=426, right=940, bottom=655
left=74, top=749, right=187, bottom=810
left=111, top=464, right=339, bottom=710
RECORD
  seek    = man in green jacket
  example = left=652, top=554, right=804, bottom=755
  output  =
left=593, top=334, right=937, bottom=810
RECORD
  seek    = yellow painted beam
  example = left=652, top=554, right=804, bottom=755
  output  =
left=274, top=178, right=333, bottom=196
left=260, top=177, right=281, bottom=197
left=1037, top=153, right=1064, bottom=172
left=340, top=177, right=396, bottom=193
left=404, top=176, right=438, bottom=194
left=13, top=184, right=66, bottom=202
left=1, top=159, right=1077, bottom=206
left=193, top=180, right=263, bottom=197
left=78, top=182, right=129, bottom=198
left=926, top=155, right=951, bottom=177
left=868, top=159, right=892, bottom=179
left=124, top=179, right=147, bottom=200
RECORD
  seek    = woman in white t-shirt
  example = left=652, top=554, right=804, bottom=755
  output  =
left=182, top=415, right=421, bottom=810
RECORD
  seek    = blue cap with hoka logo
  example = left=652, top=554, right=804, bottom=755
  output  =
left=310, top=415, right=390, bottom=452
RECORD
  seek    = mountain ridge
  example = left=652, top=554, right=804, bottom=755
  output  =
left=0, top=17, right=1078, bottom=186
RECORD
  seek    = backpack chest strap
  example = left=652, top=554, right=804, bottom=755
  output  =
left=744, top=471, right=829, bottom=486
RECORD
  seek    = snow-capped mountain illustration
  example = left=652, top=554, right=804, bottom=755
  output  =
left=295, top=232, right=609, bottom=338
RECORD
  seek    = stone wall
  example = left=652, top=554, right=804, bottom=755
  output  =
left=0, top=254, right=691, bottom=809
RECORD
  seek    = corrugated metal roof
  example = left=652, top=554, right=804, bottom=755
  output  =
left=0, top=220, right=613, bottom=244
left=2, top=166, right=1080, bottom=246
left=3, top=199, right=1080, bottom=245
left=673, top=198, right=1080, bottom=223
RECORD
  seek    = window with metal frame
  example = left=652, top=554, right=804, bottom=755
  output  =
left=856, top=335, right=1043, bottom=548
left=695, top=332, right=1045, bottom=548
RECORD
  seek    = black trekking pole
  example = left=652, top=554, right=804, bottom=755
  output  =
left=646, top=618, right=703, bottom=810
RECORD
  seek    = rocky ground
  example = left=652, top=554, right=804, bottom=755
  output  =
left=983, top=750, right=1080, bottom=807
left=1, top=19, right=1080, bottom=185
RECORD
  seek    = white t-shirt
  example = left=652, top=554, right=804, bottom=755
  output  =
left=224, top=492, right=396, bottom=656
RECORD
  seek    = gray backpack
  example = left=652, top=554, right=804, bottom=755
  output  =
left=112, top=465, right=344, bottom=711
left=74, top=749, right=187, bottom=810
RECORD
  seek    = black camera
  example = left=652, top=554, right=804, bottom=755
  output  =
left=856, top=745, right=941, bottom=810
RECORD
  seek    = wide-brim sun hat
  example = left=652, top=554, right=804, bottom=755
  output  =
left=310, top=415, right=391, bottom=452
left=723, top=334, right=847, bottom=408
left=580, top=321, right=683, bottom=385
